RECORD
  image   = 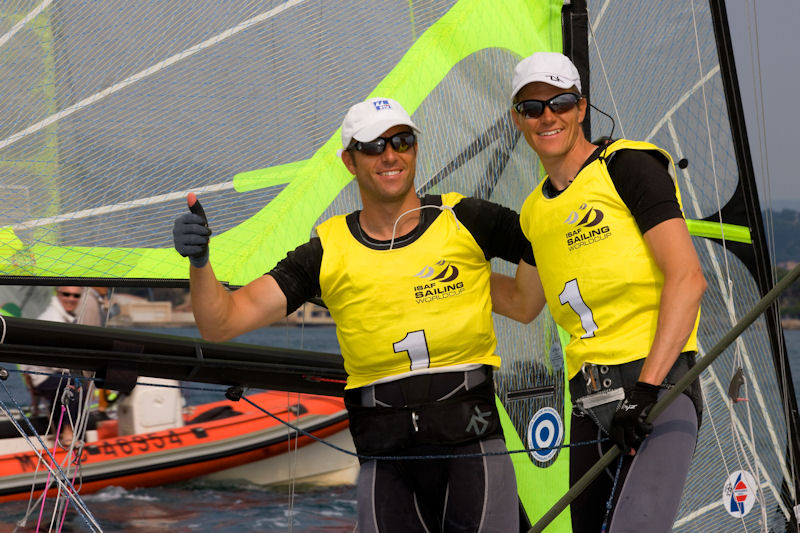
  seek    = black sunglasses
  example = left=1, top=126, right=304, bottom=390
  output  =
left=58, top=291, right=81, bottom=298
left=514, top=93, right=582, bottom=119
left=349, top=132, right=416, bottom=156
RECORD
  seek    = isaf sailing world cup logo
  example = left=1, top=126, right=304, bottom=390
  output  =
left=564, top=202, right=611, bottom=250
left=413, top=259, right=465, bottom=303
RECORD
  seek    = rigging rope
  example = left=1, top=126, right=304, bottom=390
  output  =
left=585, top=2, right=798, bottom=529
left=0, top=382, right=101, bottom=532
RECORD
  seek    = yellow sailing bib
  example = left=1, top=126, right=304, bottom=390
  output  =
left=318, top=193, right=500, bottom=389
left=520, top=140, right=699, bottom=379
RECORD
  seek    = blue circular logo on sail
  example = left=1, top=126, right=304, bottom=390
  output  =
left=527, top=407, right=563, bottom=464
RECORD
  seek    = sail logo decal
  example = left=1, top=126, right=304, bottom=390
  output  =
left=564, top=202, right=611, bottom=250
left=527, top=407, right=563, bottom=465
left=372, top=99, right=392, bottom=111
left=413, top=259, right=464, bottom=303
left=721, top=470, right=757, bottom=518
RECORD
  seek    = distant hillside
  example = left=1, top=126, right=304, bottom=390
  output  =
left=766, top=209, right=800, bottom=320
left=766, top=209, right=800, bottom=264
left=778, top=269, right=800, bottom=320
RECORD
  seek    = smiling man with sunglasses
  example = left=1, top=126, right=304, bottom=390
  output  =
left=491, top=52, right=707, bottom=532
left=174, top=97, right=535, bottom=532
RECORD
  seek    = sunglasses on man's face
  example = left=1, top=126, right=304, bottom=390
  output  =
left=58, top=291, right=81, bottom=299
left=514, top=93, right=582, bottom=119
left=349, top=132, right=416, bottom=156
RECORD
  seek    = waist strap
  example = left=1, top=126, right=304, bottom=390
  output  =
left=345, top=367, right=500, bottom=457
left=569, top=352, right=702, bottom=433
left=359, top=366, right=490, bottom=408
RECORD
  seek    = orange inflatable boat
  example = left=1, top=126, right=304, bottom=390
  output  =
left=0, top=386, right=357, bottom=503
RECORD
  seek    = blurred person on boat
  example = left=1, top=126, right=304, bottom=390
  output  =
left=19, top=286, right=85, bottom=446
left=173, top=97, right=534, bottom=532
left=492, top=52, right=707, bottom=533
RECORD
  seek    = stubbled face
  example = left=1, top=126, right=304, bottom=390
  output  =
left=342, top=125, right=417, bottom=205
left=512, top=82, right=586, bottom=163
left=56, top=286, right=82, bottom=314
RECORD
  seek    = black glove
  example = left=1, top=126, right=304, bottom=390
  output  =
left=610, top=381, right=660, bottom=453
left=173, top=195, right=212, bottom=268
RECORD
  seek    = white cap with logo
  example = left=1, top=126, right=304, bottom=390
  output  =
left=511, top=52, right=582, bottom=99
left=339, top=97, right=420, bottom=155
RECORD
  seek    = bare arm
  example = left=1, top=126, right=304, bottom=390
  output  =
left=638, top=218, right=707, bottom=385
left=491, top=259, right=547, bottom=324
left=190, top=263, right=288, bottom=342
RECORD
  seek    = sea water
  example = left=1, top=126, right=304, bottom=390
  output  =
left=3, top=327, right=800, bottom=532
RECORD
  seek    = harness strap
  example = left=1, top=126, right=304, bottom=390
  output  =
left=360, top=366, right=489, bottom=407
left=569, top=352, right=702, bottom=433
left=345, top=367, right=500, bottom=457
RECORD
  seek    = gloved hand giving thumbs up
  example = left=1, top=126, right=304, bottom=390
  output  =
left=173, top=193, right=212, bottom=268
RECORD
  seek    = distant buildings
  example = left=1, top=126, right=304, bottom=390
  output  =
left=108, top=293, right=332, bottom=327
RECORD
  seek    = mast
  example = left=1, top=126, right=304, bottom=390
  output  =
left=709, top=0, right=800, bottom=507
left=562, top=0, right=591, bottom=139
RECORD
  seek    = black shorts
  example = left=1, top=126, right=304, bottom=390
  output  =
left=356, top=437, right=519, bottom=533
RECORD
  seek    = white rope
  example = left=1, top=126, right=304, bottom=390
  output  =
left=0, top=387, right=101, bottom=531
left=740, top=0, right=799, bottom=498
left=286, top=390, right=299, bottom=533
left=690, top=1, right=796, bottom=521
left=388, top=204, right=461, bottom=251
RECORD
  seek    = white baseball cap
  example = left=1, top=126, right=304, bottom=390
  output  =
left=339, top=97, right=420, bottom=155
left=511, top=52, right=582, bottom=99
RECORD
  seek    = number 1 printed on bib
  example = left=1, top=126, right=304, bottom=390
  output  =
left=559, top=279, right=598, bottom=338
left=393, top=330, right=430, bottom=370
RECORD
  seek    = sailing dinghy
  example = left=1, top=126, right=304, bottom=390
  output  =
left=0, top=0, right=798, bottom=531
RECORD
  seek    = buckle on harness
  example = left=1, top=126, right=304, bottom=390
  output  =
left=575, top=387, right=625, bottom=410
left=581, top=363, right=612, bottom=392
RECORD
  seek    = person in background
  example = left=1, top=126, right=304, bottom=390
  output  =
left=20, top=286, right=85, bottom=445
left=492, top=52, right=706, bottom=532
left=173, top=97, right=535, bottom=532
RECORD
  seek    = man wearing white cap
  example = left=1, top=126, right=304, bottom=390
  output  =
left=174, top=97, right=533, bottom=531
left=492, top=52, right=707, bottom=532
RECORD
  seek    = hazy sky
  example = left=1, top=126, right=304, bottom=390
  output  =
left=727, top=1, right=800, bottom=210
